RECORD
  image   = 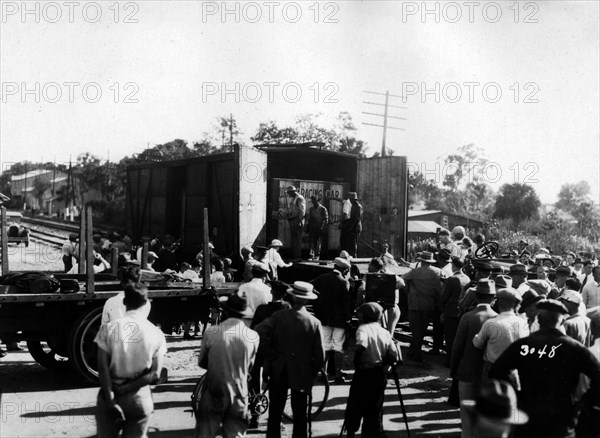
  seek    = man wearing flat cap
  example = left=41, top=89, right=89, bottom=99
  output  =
left=339, top=192, right=363, bottom=258
left=490, top=299, right=600, bottom=438
left=559, top=290, right=592, bottom=346
left=473, top=287, right=529, bottom=384
left=285, top=186, right=306, bottom=260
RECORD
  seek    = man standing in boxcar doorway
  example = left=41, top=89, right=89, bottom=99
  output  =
left=340, top=192, right=363, bottom=258
left=306, top=196, right=329, bottom=261
left=286, top=186, right=306, bottom=261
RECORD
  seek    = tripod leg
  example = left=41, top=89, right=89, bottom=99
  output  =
left=392, top=367, right=411, bottom=438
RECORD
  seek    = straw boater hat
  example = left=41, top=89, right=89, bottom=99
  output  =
left=463, top=379, right=528, bottom=425
left=286, top=185, right=297, bottom=193
left=333, top=257, right=351, bottom=270
left=286, top=281, right=319, bottom=300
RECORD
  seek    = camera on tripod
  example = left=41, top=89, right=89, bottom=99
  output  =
left=364, top=273, right=397, bottom=309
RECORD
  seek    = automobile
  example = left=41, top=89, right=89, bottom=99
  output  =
left=5, top=210, right=30, bottom=246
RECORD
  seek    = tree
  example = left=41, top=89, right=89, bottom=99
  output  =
left=493, top=183, right=541, bottom=224
left=556, top=181, right=592, bottom=214
left=251, top=112, right=369, bottom=157
left=441, top=143, right=488, bottom=192
left=32, top=177, right=51, bottom=210
left=74, top=153, right=106, bottom=205
left=572, top=201, right=600, bottom=239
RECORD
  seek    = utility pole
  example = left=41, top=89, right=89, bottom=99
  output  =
left=229, top=113, right=234, bottom=152
left=362, top=90, right=407, bottom=156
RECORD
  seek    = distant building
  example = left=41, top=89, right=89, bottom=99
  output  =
left=10, top=169, right=101, bottom=216
left=408, top=209, right=484, bottom=239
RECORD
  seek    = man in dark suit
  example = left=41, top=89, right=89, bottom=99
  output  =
left=441, top=256, right=471, bottom=365
left=450, top=279, right=497, bottom=438
left=339, top=192, right=363, bottom=258
left=490, top=299, right=600, bottom=438
left=311, top=257, right=352, bottom=383
left=256, top=281, right=325, bottom=438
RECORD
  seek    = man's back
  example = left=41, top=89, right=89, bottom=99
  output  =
left=490, top=328, right=600, bottom=435
left=238, top=279, right=272, bottom=318
left=257, top=307, right=325, bottom=392
left=95, top=311, right=166, bottom=383
left=473, top=311, right=529, bottom=363
left=311, top=271, right=351, bottom=328
left=403, top=265, right=442, bottom=311
left=199, top=318, right=259, bottom=399
left=451, top=304, right=497, bottom=381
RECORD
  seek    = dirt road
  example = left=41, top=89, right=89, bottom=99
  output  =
left=1, top=334, right=460, bottom=438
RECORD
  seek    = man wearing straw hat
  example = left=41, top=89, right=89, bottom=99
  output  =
left=256, top=281, right=325, bottom=438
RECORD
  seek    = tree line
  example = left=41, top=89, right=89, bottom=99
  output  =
left=1, top=113, right=598, bottom=246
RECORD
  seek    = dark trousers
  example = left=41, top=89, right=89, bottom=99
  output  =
left=408, top=310, right=433, bottom=361
left=290, top=219, right=303, bottom=260
left=432, top=310, right=444, bottom=351
left=340, top=230, right=358, bottom=257
left=443, top=316, right=460, bottom=359
left=62, top=255, right=73, bottom=273
left=345, top=367, right=387, bottom=436
left=267, top=370, right=308, bottom=438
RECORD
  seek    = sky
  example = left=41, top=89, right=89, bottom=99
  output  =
left=1, top=1, right=598, bottom=205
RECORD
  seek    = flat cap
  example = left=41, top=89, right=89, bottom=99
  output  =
left=536, top=298, right=568, bottom=314
left=496, top=287, right=522, bottom=303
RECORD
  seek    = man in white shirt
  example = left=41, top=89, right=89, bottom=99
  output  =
left=473, top=287, right=529, bottom=384
left=581, top=266, right=600, bottom=309
left=196, top=292, right=259, bottom=438
left=579, top=261, right=594, bottom=289
left=265, top=239, right=292, bottom=281
left=237, top=265, right=272, bottom=326
left=101, top=268, right=151, bottom=325
left=438, top=229, right=461, bottom=259
left=95, top=283, right=166, bottom=438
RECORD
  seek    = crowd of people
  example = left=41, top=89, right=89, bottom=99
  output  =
left=61, top=220, right=600, bottom=438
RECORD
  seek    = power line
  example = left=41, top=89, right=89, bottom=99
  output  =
left=361, top=90, right=407, bottom=156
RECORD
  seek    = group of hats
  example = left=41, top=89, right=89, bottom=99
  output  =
left=221, top=281, right=319, bottom=317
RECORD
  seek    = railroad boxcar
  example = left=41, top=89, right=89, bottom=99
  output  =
left=126, top=143, right=410, bottom=261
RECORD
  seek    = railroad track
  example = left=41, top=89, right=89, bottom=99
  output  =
left=21, top=217, right=118, bottom=250
left=28, top=229, right=64, bottom=248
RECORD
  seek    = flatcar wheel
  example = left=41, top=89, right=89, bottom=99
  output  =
left=26, top=340, right=70, bottom=370
left=68, top=307, right=103, bottom=384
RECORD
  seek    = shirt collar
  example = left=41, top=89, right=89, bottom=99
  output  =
left=125, top=307, right=148, bottom=319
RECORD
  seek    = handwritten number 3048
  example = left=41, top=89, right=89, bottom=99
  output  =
left=520, top=343, right=562, bottom=358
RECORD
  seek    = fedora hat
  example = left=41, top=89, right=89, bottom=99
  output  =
left=475, top=279, right=496, bottom=295
left=509, top=264, right=528, bottom=275
left=220, top=292, right=250, bottom=318
left=287, top=281, right=318, bottom=300
left=463, top=379, right=528, bottom=425
left=285, top=185, right=297, bottom=193
left=418, top=251, right=436, bottom=263
left=494, top=275, right=512, bottom=290
left=555, top=265, right=572, bottom=277
left=526, top=280, right=550, bottom=296
left=347, top=192, right=358, bottom=200
left=559, top=289, right=582, bottom=305
left=519, top=290, right=543, bottom=313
